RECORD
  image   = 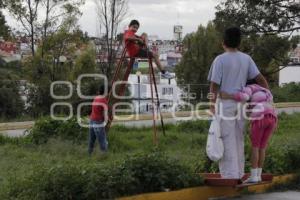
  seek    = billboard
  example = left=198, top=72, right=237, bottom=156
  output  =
left=174, top=25, right=183, bottom=33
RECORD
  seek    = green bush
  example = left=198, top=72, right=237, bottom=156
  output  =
left=1, top=151, right=204, bottom=200
left=272, top=82, right=300, bottom=102
left=194, top=155, right=219, bottom=173
left=118, top=151, right=203, bottom=194
left=27, top=117, right=88, bottom=144
left=56, top=117, right=88, bottom=144
left=27, top=117, right=63, bottom=144
left=85, top=151, right=203, bottom=199
left=0, top=71, right=24, bottom=119
left=1, top=164, right=87, bottom=200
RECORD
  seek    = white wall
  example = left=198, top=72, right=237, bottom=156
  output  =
left=127, top=74, right=183, bottom=113
left=279, top=65, right=300, bottom=86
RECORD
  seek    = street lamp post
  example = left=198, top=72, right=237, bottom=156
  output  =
left=136, top=71, right=142, bottom=114
left=59, top=55, right=67, bottom=74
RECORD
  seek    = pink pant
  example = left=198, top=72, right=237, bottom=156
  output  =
left=250, top=114, right=277, bottom=149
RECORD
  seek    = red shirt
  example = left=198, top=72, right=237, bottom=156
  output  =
left=124, top=30, right=140, bottom=57
left=90, top=96, right=108, bottom=121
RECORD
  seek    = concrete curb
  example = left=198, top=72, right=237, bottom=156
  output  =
left=117, top=174, right=296, bottom=200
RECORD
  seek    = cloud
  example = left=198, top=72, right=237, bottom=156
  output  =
left=4, top=0, right=220, bottom=39
left=122, top=0, right=219, bottom=39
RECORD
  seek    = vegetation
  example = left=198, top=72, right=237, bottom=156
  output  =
left=239, top=34, right=291, bottom=85
left=0, top=151, right=202, bottom=200
left=0, top=11, right=10, bottom=40
left=0, top=113, right=300, bottom=198
left=0, top=1, right=299, bottom=198
left=214, top=0, right=300, bottom=34
left=0, top=70, right=24, bottom=119
left=1, top=0, right=299, bottom=120
left=176, top=0, right=300, bottom=94
left=0, top=1, right=10, bottom=40
left=176, top=24, right=296, bottom=91
left=175, top=22, right=221, bottom=102
left=272, top=82, right=300, bottom=102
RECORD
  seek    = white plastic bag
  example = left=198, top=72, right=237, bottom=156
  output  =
left=206, top=115, right=224, bottom=162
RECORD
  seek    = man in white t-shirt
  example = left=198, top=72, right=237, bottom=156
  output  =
left=207, top=27, right=269, bottom=179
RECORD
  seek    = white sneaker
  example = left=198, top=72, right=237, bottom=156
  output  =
left=257, top=176, right=262, bottom=182
left=244, top=168, right=259, bottom=184
left=244, top=176, right=259, bottom=184
left=257, top=168, right=262, bottom=182
left=161, top=71, right=175, bottom=79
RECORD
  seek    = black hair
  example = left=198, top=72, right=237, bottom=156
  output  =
left=129, top=19, right=140, bottom=27
left=98, top=85, right=105, bottom=95
left=246, top=79, right=257, bottom=85
left=223, top=27, right=241, bottom=48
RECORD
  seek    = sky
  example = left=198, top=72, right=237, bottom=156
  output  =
left=4, top=0, right=220, bottom=40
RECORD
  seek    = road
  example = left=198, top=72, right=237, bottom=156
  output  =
left=1, top=106, right=300, bottom=138
left=226, top=191, right=300, bottom=200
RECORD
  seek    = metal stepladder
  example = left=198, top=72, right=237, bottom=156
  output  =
left=105, top=47, right=166, bottom=145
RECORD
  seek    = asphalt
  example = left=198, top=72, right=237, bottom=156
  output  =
left=1, top=107, right=300, bottom=138
left=225, top=191, right=300, bottom=200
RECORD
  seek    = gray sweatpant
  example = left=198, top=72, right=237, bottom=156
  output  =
left=218, top=99, right=246, bottom=179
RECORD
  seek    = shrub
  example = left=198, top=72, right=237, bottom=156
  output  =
left=27, top=117, right=63, bottom=144
left=1, top=164, right=87, bottom=200
left=0, top=71, right=24, bottom=119
left=85, top=151, right=203, bottom=199
left=118, top=151, right=203, bottom=194
left=1, top=151, right=204, bottom=200
left=56, top=117, right=88, bottom=144
left=272, top=82, right=300, bottom=102
left=27, top=117, right=88, bottom=144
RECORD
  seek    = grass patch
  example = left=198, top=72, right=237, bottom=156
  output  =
left=0, top=113, right=300, bottom=198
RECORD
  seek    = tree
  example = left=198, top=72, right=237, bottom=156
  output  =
left=239, top=34, right=291, bottom=84
left=6, top=0, right=41, bottom=56
left=72, top=47, right=96, bottom=79
left=0, top=0, right=13, bottom=39
left=5, top=0, right=84, bottom=57
left=0, top=11, right=11, bottom=39
left=290, top=35, right=300, bottom=49
left=214, top=0, right=299, bottom=85
left=215, top=0, right=300, bottom=35
left=0, top=71, right=24, bottom=119
left=175, top=23, right=223, bottom=102
left=94, top=0, right=128, bottom=80
left=25, top=18, right=88, bottom=117
left=39, top=0, right=84, bottom=59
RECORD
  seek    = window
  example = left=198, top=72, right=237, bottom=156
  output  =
left=162, top=87, right=173, bottom=95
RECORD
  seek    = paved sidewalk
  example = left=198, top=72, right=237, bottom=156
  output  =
left=226, top=191, right=300, bottom=200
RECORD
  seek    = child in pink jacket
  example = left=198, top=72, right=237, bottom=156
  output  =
left=221, top=84, right=277, bottom=183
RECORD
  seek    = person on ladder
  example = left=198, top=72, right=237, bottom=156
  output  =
left=124, top=19, right=175, bottom=79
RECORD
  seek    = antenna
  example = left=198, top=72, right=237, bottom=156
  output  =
left=177, top=11, right=180, bottom=25
left=174, top=10, right=183, bottom=41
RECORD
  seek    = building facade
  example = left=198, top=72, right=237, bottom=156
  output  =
left=126, top=73, right=184, bottom=113
left=279, top=44, right=300, bottom=85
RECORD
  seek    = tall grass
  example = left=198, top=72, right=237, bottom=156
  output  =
left=0, top=113, right=300, bottom=198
